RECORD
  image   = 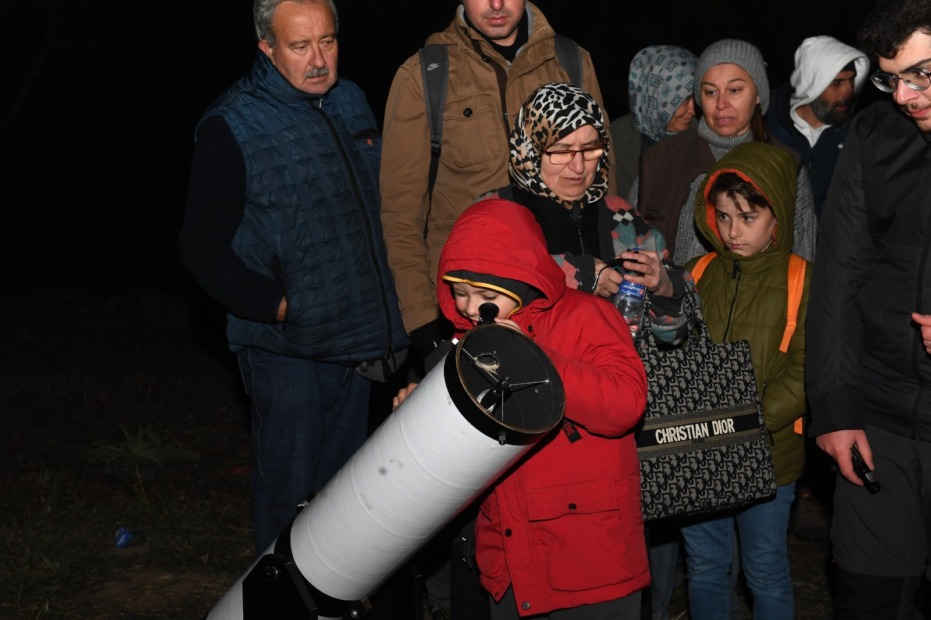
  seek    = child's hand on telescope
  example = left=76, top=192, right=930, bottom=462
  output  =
left=392, top=382, right=418, bottom=411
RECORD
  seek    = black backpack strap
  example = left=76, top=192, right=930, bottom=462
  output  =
left=418, top=38, right=578, bottom=196
left=554, top=35, right=582, bottom=87
left=418, top=44, right=448, bottom=197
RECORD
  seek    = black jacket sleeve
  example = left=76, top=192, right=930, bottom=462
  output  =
left=805, top=115, right=871, bottom=436
left=179, top=116, right=284, bottom=323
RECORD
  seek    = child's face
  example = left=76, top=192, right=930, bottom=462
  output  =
left=712, top=193, right=777, bottom=257
left=451, top=282, right=519, bottom=324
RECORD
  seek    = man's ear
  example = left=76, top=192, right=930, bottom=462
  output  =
left=258, top=40, right=275, bottom=64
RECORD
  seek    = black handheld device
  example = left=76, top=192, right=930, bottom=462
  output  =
left=850, top=445, right=881, bottom=494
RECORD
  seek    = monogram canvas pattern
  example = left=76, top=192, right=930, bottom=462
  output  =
left=635, top=292, right=777, bottom=521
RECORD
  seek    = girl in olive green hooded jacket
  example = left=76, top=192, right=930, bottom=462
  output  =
left=680, top=140, right=811, bottom=619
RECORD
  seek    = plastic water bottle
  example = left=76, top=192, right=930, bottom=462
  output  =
left=612, top=254, right=646, bottom=337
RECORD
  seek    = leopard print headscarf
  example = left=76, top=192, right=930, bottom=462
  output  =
left=509, top=83, right=610, bottom=206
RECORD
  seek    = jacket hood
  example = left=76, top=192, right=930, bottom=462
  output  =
left=789, top=36, right=869, bottom=112
left=695, top=141, right=798, bottom=258
left=437, top=199, right=565, bottom=331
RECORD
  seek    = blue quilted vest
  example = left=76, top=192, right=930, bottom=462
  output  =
left=200, top=53, right=408, bottom=363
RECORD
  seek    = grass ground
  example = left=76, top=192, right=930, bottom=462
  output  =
left=1, top=286, right=253, bottom=619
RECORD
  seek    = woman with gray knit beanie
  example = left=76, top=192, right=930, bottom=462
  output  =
left=628, top=38, right=817, bottom=267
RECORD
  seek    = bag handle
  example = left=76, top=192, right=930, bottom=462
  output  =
left=638, top=286, right=713, bottom=354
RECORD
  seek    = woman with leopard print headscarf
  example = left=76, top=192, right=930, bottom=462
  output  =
left=470, top=83, right=694, bottom=618
left=484, top=82, right=691, bottom=345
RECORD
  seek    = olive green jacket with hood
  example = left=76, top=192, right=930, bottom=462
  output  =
left=686, top=141, right=811, bottom=486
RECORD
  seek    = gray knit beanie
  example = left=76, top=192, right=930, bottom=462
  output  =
left=694, top=39, right=770, bottom=114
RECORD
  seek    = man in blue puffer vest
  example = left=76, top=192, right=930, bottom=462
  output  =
left=180, top=0, right=408, bottom=556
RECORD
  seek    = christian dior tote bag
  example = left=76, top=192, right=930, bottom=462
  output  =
left=635, top=291, right=777, bottom=521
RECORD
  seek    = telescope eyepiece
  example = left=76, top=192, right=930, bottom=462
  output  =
left=478, top=303, right=499, bottom=325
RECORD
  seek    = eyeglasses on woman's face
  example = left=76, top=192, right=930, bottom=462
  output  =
left=543, top=141, right=606, bottom=165
left=870, top=66, right=931, bottom=93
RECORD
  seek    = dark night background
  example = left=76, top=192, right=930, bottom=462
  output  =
left=1, top=0, right=881, bottom=311
left=0, top=1, right=889, bottom=615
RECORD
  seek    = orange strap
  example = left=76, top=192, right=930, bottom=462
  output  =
left=692, top=252, right=805, bottom=353
left=781, top=254, right=806, bottom=354
left=692, top=252, right=807, bottom=433
left=784, top=254, right=807, bottom=435
left=690, top=252, right=717, bottom=284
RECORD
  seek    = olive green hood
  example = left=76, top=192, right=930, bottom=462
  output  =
left=694, top=141, right=798, bottom=259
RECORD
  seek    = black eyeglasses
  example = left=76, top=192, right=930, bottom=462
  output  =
left=870, top=66, right=931, bottom=93
left=543, top=140, right=606, bottom=165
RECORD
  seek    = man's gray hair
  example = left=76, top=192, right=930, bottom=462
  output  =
left=254, top=0, right=339, bottom=46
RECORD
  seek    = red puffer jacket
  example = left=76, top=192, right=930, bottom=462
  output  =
left=437, top=199, right=649, bottom=616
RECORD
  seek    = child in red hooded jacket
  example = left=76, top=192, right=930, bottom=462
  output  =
left=432, top=197, right=649, bottom=619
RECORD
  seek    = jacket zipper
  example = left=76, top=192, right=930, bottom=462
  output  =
left=470, top=39, right=511, bottom=138
left=723, top=260, right=742, bottom=341
left=731, top=261, right=769, bottom=444
left=571, top=204, right=587, bottom=255
left=313, top=99, right=397, bottom=358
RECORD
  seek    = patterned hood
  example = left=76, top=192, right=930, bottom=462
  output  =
left=627, top=45, right=697, bottom=142
left=509, top=82, right=610, bottom=206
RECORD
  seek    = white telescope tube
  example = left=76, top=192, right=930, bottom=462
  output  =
left=208, top=324, right=565, bottom=619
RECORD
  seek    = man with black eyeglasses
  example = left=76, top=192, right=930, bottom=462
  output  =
left=806, top=0, right=931, bottom=617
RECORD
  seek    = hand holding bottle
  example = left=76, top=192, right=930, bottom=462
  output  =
left=618, top=249, right=673, bottom=297
left=592, top=258, right=623, bottom=298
